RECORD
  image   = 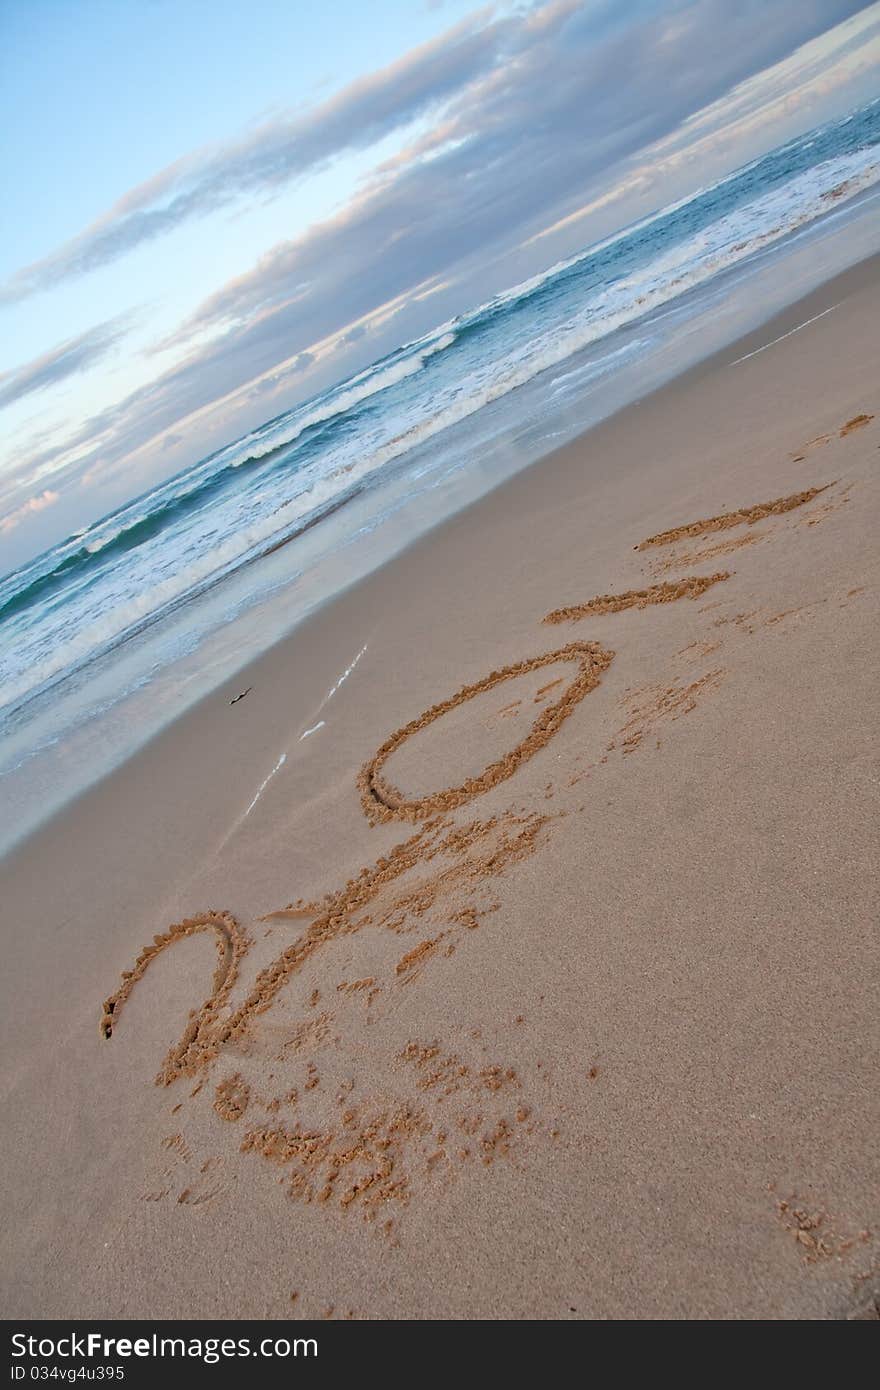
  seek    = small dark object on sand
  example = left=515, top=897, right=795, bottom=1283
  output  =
left=230, top=687, right=252, bottom=706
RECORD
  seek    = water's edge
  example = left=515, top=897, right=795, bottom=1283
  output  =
left=1, top=218, right=878, bottom=862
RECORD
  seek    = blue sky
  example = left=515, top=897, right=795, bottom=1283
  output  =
left=1, top=0, right=878, bottom=570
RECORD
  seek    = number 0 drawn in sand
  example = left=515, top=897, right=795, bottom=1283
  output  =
left=358, top=640, right=613, bottom=823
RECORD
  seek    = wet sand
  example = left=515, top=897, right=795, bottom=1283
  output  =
left=1, top=256, right=878, bottom=1320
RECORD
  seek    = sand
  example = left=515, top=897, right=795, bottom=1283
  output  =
left=1, top=255, right=878, bottom=1321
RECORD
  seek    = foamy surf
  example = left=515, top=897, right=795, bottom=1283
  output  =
left=244, top=752, right=287, bottom=818
left=1, top=97, right=878, bottom=748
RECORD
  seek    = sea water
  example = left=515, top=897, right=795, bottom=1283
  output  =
left=1, top=98, right=879, bottom=850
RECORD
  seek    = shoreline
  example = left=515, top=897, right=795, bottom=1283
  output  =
left=3, top=242, right=878, bottom=866
left=1, top=247, right=878, bottom=1319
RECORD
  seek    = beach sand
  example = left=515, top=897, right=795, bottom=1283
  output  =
left=1, top=256, right=878, bottom=1320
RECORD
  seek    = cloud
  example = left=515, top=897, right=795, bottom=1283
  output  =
left=0, top=8, right=510, bottom=304
left=165, top=0, right=868, bottom=345
left=0, top=316, right=130, bottom=411
left=0, top=488, right=60, bottom=534
left=2, top=0, right=871, bottom=529
left=12, top=0, right=857, bottom=305
left=526, top=3, right=880, bottom=247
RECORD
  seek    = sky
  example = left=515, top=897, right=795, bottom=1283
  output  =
left=1, top=0, right=878, bottom=572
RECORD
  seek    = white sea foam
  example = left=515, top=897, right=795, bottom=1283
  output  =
left=85, top=525, right=124, bottom=554
left=729, top=304, right=840, bottom=365
left=2, top=110, right=877, bottom=730
left=322, top=643, right=368, bottom=704
left=244, top=752, right=287, bottom=817
left=227, top=332, right=457, bottom=469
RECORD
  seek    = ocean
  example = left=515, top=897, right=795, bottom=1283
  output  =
left=1, top=97, right=879, bottom=849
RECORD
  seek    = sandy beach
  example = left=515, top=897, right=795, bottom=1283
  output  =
left=1, top=255, right=878, bottom=1320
